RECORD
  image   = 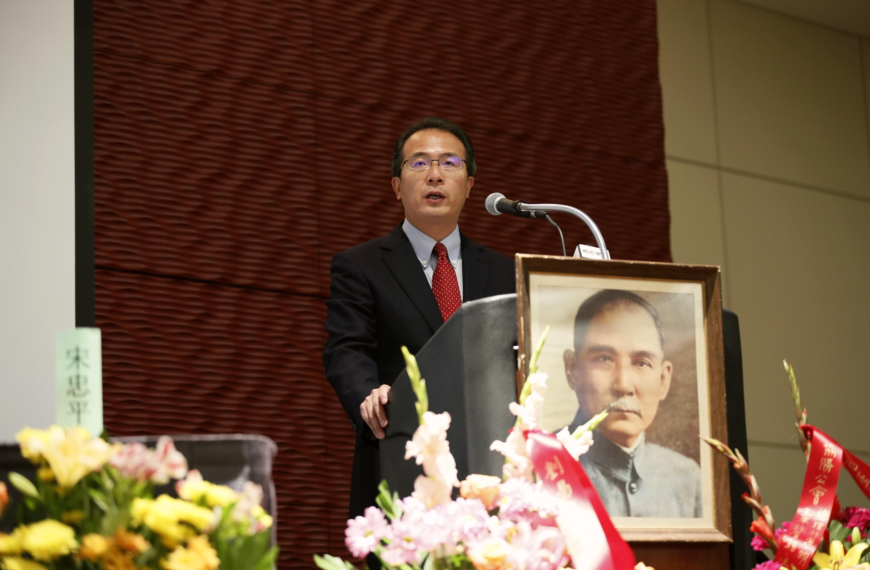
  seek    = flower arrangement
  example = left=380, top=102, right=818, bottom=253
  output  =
left=0, top=428, right=276, bottom=570
left=315, top=332, right=645, bottom=570
left=704, top=361, right=870, bottom=570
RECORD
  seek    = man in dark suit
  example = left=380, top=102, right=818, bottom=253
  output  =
left=323, top=117, right=515, bottom=520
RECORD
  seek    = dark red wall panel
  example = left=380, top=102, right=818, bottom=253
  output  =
left=94, top=1, right=669, bottom=567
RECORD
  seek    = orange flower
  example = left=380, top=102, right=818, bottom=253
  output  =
left=459, top=475, right=501, bottom=510
left=750, top=516, right=774, bottom=542
left=78, top=534, right=110, bottom=561
left=0, top=482, right=8, bottom=517
left=113, top=529, right=150, bottom=554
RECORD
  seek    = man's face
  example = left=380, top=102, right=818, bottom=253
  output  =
left=391, top=129, right=473, bottom=239
left=563, top=306, right=672, bottom=448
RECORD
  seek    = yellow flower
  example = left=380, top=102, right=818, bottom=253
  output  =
left=78, top=533, right=111, bottom=561
left=16, top=428, right=51, bottom=463
left=133, top=495, right=215, bottom=548
left=204, top=484, right=238, bottom=508
left=0, top=557, right=49, bottom=570
left=467, top=538, right=511, bottom=570
left=38, top=426, right=120, bottom=488
left=161, top=535, right=219, bottom=570
left=177, top=471, right=238, bottom=508
left=0, top=529, right=24, bottom=555
left=61, top=510, right=86, bottom=524
left=813, top=540, right=870, bottom=570
left=257, top=512, right=274, bottom=530
left=36, top=468, right=54, bottom=483
left=19, top=519, right=79, bottom=561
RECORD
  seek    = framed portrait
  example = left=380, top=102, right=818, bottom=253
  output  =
left=516, top=254, right=730, bottom=542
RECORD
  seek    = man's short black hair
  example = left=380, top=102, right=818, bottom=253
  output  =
left=573, top=289, right=666, bottom=352
left=391, top=117, right=476, bottom=178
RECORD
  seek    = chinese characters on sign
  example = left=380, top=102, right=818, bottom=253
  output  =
left=56, top=329, right=103, bottom=435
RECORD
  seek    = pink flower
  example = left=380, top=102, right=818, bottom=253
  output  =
left=510, top=373, right=548, bottom=431
left=111, top=436, right=188, bottom=484
left=345, top=507, right=389, bottom=558
left=774, top=521, right=791, bottom=545
left=490, top=430, right=534, bottom=482
left=753, top=561, right=786, bottom=570
left=838, top=507, right=870, bottom=531
left=555, top=427, right=593, bottom=461
left=497, top=479, right=561, bottom=525
left=381, top=519, right=421, bottom=566
left=405, top=412, right=459, bottom=493
left=412, top=474, right=453, bottom=509
left=509, top=522, right=569, bottom=570
left=751, top=534, right=769, bottom=551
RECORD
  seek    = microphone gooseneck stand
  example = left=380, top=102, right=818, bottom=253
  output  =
left=543, top=214, right=567, bottom=257
left=516, top=202, right=610, bottom=260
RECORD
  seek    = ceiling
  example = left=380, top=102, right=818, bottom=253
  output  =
left=733, top=0, right=870, bottom=39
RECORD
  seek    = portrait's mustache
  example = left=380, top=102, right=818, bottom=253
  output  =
left=604, top=397, right=642, bottom=416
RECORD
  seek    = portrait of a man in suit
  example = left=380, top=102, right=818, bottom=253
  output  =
left=562, top=289, right=703, bottom=518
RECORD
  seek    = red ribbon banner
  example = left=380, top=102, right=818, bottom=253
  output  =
left=526, top=430, right=636, bottom=570
left=774, top=426, right=870, bottom=570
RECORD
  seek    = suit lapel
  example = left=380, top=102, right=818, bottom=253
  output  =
left=381, top=224, right=444, bottom=333
left=461, top=232, right=490, bottom=302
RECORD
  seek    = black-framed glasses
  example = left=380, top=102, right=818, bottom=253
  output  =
left=403, top=156, right=466, bottom=171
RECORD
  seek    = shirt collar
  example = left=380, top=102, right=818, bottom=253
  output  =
left=402, top=219, right=461, bottom=266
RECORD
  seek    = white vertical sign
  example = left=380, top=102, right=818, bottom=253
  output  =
left=56, top=328, right=103, bottom=435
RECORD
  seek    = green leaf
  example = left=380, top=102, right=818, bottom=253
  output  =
left=376, top=480, right=401, bottom=521
left=829, top=520, right=849, bottom=544
left=8, top=472, right=39, bottom=499
left=253, top=546, right=279, bottom=570
left=571, top=409, right=609, bottom=439
left=314, top=554, right=357, bottom=570
left=401, top=346, right=421, bottom=388
left=527, top=325, right=550, bottom=375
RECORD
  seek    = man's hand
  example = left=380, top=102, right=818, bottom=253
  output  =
left=361, top=385, right=391, bottom=439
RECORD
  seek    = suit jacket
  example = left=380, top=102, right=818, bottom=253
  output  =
left=580, top=433, right=703, bottom=518
left=323, top=223, right=515, bottom=518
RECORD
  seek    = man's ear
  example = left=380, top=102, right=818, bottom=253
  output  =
left=466, top=176, right=474, bottom=198
left=391, top=176, right=402, bottom=200
left=563, top=348, right=578, bottom=391
left=659, top=360, right=673, bottom=401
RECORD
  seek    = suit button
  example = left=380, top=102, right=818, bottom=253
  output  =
left=628, top=481, right=638, bottom=494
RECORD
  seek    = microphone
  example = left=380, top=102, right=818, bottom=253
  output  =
left=484, top=193, right=547, bottom=218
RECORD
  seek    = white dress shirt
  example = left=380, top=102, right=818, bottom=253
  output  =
left=402, top=218, right=463, bottom=301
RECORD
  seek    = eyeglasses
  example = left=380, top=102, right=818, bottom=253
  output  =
left=403, top=156, right=466, bottom=171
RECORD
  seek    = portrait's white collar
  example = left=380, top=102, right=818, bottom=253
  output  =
left=615, top=432, right=645, bottom=455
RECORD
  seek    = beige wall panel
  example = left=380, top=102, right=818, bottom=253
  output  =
left=667, top=160, right=728, bottom=303
left=721, top=172, right=870, bottom=451
left=864, top=39, right=870, bottom=149
left=657, top=0, right=718, bottom=164
left=746, top=444, right=870, bottom=533
left=745, top=443, right=809, bottom=531
left=711, top=0, right=870, bottom=198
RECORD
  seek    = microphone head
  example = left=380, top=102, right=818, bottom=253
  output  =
left=485, top=192, right=505, bottom=216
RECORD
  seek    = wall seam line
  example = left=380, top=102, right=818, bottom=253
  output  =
left=748, top=439, right=870, bottom=458
left=95, top=265, right=328, bottom=299
left=705, top=0, right=733, bottom=310
left=666, top=155, right=870, bottom=204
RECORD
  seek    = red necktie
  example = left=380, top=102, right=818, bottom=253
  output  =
left=432, top=242, right=461, bottom=321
